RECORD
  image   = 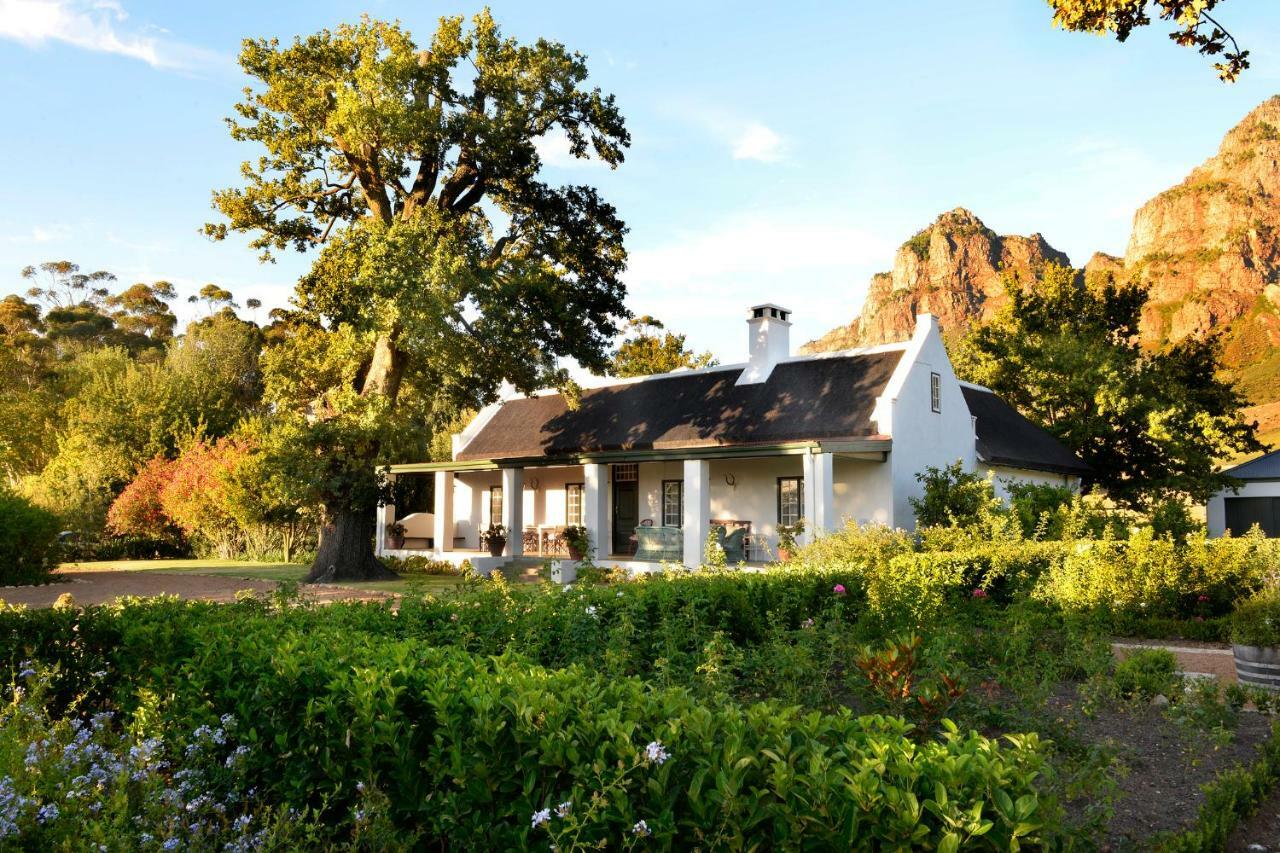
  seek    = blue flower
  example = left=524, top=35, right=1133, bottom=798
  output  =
left=632, top=819, right=651, bottom=837
left=36, top=803, right=59, bottom=823
left=531, top=807, right=552, bottom=829
left=644, top=741, right=670, bottom=765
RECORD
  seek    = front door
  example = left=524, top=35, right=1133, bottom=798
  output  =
left=612, top=481, right=639, bottom=555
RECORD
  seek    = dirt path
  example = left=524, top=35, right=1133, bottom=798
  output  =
left=0, top=571, right=393, bottom=608
left=1113, top=640, right=1238, bottom=683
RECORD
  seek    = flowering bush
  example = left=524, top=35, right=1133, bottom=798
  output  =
left=0, top=663, right=334, bottom=850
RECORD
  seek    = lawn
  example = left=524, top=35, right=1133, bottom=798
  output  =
left=58, top=558, right=467, bottom=595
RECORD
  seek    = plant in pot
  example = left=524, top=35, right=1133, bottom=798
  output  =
left=1230, top=589, right=1280, bottom=691
left=385, top=521, right=406, bottom=550
left=776, top=519, right=805, bottom=562
left=480, top=524, right=508, bottom=558
left=562, top=525, right=591, bottom=561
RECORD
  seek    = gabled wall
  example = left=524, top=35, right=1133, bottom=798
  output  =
left=875, top=315, right=978, bottom=530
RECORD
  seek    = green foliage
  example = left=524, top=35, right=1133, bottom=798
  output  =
left=1033, top=528, right=1275, bottom=622
left=0, top=489, right=61, bottom=585
left=205, top=13, right=632, bottom=576
left=1153, top=720, right=1280, bottom=851
left=379, top=555, right=465, bottom=576
left=0, top=664, right=369, bottom=849
left=955, top=263, right=1262, bottom=508
left=1005, top=481, right=1075, bottom=538
left=911, top=461, right=1002, bottom=528
left=1048, top=0, right=1248, bottom=81
left=609, top=316, right=717, bottom=378
left=1230, top=588, right=1280, bottom=647
left=28, top=614, right=1058, bottom=849
left=1112, top=649, right=1181, bottom=701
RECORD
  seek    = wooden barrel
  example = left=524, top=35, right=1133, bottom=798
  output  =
left=1233, top=645, right=1280, bottom=690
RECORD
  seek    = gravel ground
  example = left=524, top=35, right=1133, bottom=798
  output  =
left=0, top=571, right=393, bottom=608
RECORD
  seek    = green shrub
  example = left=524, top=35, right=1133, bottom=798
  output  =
left=1033, top=528, right=1275, bottom=621
left=1231, top=589, right=1280, bottom=647
left=1112, top=649, right=1181, bottom=700
left=380, top=554, right=466, bottom=575
left=910, top=461, right=1002, bottom=529
left=0, top=663, right=351, bottom=849
left=0, top=489, right=62, bottom=586
left=155, top=623, right=1063, bottom=849
left=1006, top=481, right=1076, bottom=539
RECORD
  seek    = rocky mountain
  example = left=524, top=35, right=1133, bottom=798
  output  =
left=803, top=96, right=1280, bottom=438
left=800, top=208, right=1069, bottom=352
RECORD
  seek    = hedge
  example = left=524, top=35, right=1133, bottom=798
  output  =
left=0, top=489, right=61, bottom=585
left=160, top=621, right=1062, bottom=849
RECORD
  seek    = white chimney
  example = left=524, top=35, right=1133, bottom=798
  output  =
left=735, top=303, right=792, bottom=385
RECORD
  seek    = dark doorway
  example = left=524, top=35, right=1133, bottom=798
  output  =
left=612, top=481, right=639, bottom=555
left=1225, top=497, right=1280, bottom=537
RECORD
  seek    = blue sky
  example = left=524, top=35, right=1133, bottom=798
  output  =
left=2, top=0, right=1280, bottom=360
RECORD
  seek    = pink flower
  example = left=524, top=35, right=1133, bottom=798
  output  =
left=972, top=588, right=988, bottom=599
left=832, top=584, right=846, bottom=596
left=802, top=617, right=815, bottom=629
left=1197, top=595, right=1210, bottom=603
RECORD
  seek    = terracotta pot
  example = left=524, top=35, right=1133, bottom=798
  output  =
left=777, top=549, right=792, bottom=563
left=487, top=538, right=506, bottom=557
left=567, top=544, right=584, bottom=560
left=389, top=534, right=405, bottom=550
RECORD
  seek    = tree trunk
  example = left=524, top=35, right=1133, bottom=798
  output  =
left=305, top=330, right=408, bottom=583
left=306, top=503, right=398, bottom=583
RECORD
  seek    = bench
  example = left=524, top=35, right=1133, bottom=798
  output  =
left=634, top=526, right=683, bottom=561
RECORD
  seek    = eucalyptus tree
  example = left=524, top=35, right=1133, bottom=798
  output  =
left=206, top=13, right=630, bottom=579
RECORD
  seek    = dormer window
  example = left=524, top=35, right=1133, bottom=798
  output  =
left=930, top=372, right=941, bottom=413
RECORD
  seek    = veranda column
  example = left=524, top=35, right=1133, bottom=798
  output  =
left=375, top=473, right=396, bottom=556
left=501, top=467, right=524, bottom=557
left=583, top=463, right=608, bottom=562
left=432, top=471, right=454, bottom=553
left=682, top=459, right=710, bottom=568
left=801, top=453, right=835, bottom=545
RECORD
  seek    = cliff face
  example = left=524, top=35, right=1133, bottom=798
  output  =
left=1125, top=96, right=1280, bottom=407
left=803, top=96, right=1280, bottom=426
left=801, top=208, right=1069, bottom=353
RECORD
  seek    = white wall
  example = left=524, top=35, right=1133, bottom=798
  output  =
left=981, top=465, right=1077, bottom=501
left=833, top=456, right=895, bottom=529
left=879, top=317, right=978, bottom=530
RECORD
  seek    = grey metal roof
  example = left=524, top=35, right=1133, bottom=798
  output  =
left=1223, top=449, right=1280, bottom=480
left=961, top=386, right=1092, bottom=477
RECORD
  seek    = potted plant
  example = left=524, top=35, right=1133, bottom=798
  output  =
left=385, top=521, right=406, bottom=550
left=562, top=525, right=590, bottom=560
left=480, top=523, right=508, bottom=557
left=776, top=519, right=805, bottom=562
left=1230, top=589, right=1280, bottom=691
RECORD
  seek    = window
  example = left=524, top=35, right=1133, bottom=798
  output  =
left=489, top=486, right=503, bottom=527
left=565, top=483, right=584, bottom=526
left=612, top=463, right=638, bottom=482
left=777, top=477, right=803, bottom=527
left=662, top=480, right=683, bottom=527
left=930, top=372, right=941, bottom=413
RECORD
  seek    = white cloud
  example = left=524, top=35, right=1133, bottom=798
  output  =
left=1, top=223, right=69, bottom=244
left=623, top=209, right=893, bottom=359
left=731, top=122, right=784, bottom=163
left=0, top=0, right=223, bottom=71
left=533, top=129, right=605, bottom=170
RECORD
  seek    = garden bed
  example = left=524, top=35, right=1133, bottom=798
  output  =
left=1043, top=686, right=1275, bottom=844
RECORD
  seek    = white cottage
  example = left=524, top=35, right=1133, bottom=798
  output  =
left=379, top=305, right=1089, bottom=573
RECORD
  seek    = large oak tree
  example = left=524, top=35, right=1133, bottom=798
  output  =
left=207, top=13, right=631, bottom=580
